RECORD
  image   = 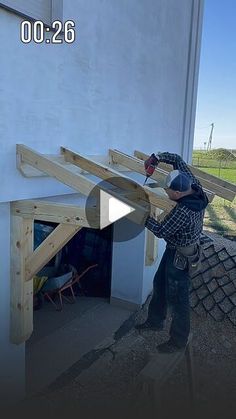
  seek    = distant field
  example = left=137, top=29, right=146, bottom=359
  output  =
left=204, top=196, right=236, bottom=241
left=192, top=150, right=236, bottom=184
left=191, top=150, right=236, bottom=238
left=198, top=167, right=236, bottom=183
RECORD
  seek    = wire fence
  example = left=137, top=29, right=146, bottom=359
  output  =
left=192, top=157, right=236, bottom=169
left=192, top=158, right=236, bottom=182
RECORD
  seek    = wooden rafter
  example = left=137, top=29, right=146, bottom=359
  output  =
left=17, top=144, right=175, bottom=215
left=17, top=144, right=97, bottom=196
left=109, top=149, right=167, bottom=184
left=61, top=146, right=175, bottom=213
left=61, top=146, right=139, bottom=192
left=134, top=150, right=236, bottom=202
left=110, top=149, right=215, bottom=202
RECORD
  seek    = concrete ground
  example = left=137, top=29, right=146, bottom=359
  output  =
left=16, top=296, right=236, bottom=419
left=26, top=296, right=133, bottom=396
left=8, top=231, right=236, bottom=419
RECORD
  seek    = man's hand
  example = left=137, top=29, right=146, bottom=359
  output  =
left=144, top=153, right=160, bottom=177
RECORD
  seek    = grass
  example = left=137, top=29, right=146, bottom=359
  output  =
left=204, top=196, right=236, bottom=240
left=198, top=167, right=236, bottom=183
left=191, top=150, right=236, bottom=239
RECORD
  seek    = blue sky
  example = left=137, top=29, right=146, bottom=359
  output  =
left=194, top=0, right=236, bottom=150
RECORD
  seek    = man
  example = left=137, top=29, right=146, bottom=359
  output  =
left=135, top=152, right=209, bottom=353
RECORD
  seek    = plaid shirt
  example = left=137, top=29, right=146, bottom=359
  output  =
left=145, top=153, right=207, bottom=248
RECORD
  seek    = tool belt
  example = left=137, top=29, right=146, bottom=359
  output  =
left=173, top=242, right=202, bottom=277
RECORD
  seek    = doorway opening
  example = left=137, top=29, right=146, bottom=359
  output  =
left=32, top=221, right=113, bottom=313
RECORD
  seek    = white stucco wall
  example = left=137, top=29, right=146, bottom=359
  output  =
left=0, top=0, right=204, bottom=402
left=0, top=0, right=202, bottom=203
left=111, top=219, right=145, bottom=305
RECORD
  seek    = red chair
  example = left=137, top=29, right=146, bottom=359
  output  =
left=43, top=263, right=98, bottom=311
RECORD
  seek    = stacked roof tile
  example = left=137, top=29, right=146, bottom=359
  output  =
left=190, top=242, right=236, bottom=326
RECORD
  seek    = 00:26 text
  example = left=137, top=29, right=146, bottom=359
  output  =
left=20, top=20, right=76, bottom=44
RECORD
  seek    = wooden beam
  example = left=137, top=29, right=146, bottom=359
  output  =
left=62, top=146, right=175, bottom=212
left=145, top=230, right=158, bottom=266
left=17, top=144, right=173, bottom=218
left=133, top=150, right=215, bottom=202
left=12, top=200, right=99, bottom=228
left=109, top=148, right=214, bottom=203
left=25, top=224, right=82, bottom=282
left=109, top=149, right=168, bottom=185
left=145, top=208, right=163, bottom=266
left=108, top=149, right=176, bottom=211
left=134, top=150, right=236, bottom=201
left=134, top=150, right=173, bottom=173
left=61, top=146, right=140, bottom=195
left=17, top=144, right=97, bottom=196
left=17, top=151, right=127, bottom=178
left=10, top=214, right=34, bottom=344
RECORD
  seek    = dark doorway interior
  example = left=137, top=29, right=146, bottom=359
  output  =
left=33, top=222, right=113, bottom=309
left=62, top=225, right=113, bottom=298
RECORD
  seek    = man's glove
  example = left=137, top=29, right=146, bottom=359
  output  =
left=144, top=153, right=160, bottom=177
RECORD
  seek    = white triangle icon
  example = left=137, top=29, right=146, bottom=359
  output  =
left=100, top=190, right=135, bottom=229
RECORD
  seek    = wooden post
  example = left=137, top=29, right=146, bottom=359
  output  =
left=10, top=214, right=34, bottom=344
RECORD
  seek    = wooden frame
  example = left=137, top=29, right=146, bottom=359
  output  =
left=10, top=205, right=82, bottom=344
left=13, top=145, right=173, bottom=344
left=134, top=149, right=236, bottom=202
left=12, top=144, right=233, bottom=344
left=109, top=149, right=215, bottom=202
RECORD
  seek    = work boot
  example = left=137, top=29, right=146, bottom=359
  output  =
left=157, top=339, right=186, bottom=353
left=135, top=319, right=163, bottom=332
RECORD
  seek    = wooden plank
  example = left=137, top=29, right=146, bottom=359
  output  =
left=109, top=149, right=175, bottom=210
left=134, top=150, right=216, bottom=202
left=144, top=188, right=176, bottom=211
left=25, top=224, right=81, bottom=282
left=145, top=208, right=162, bottom=266
left=17, top=151, right=127, bottom=178
left=17, top=144, right=97, bottom=196
left=109, top=149, right=214, bottom=202
left=62, top=147, right=175, bottom=212
left=10, top=214, right=34, bottom=344
left=145, top=230, right=158, bottom=266
left=12, top=200, right=99, bottom=228
left=134, top=150, right=173, bottom=173
left=17, top=144, right=173, bottom=217
left=134, top=150, right=236, bottom=201
left=109, top=149, right=168, bottom=184
left=61, top=146, right=140, bottom=195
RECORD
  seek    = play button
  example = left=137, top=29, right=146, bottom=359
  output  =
left=100, top=190, right=135, bottom=229
left=85, top=177, right=151, bottom=242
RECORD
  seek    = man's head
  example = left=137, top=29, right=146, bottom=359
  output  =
left=164, top=170, right=192, bottom=201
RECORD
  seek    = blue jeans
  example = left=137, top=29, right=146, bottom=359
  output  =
left=148, top=247, right=190, bottom=347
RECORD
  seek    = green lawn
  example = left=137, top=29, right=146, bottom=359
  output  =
left=204, top=197, right=236, bottom=240
left=199, top=167, right=236, bottom=183
left=191, top=150, right=236, bottom=239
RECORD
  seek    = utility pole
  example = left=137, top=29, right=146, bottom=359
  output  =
left=207, top=123, right=214, bottom=151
